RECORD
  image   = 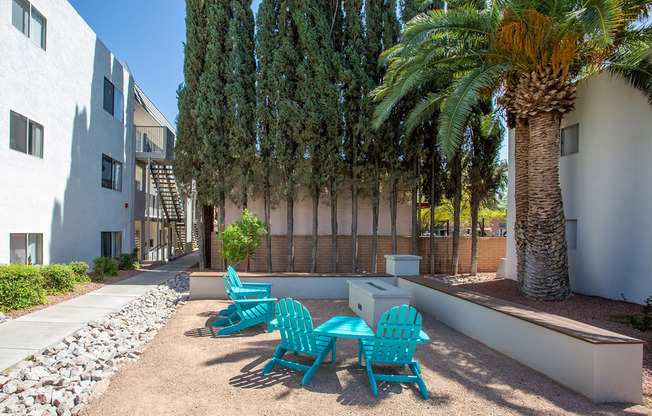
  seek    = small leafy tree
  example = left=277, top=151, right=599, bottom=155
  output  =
left=215, top=209, right=268, bottom=271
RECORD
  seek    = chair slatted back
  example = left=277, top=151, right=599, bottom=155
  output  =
left=371, top=305, right=422, bottom=362
left=227, top=266, right=243, bottom=287
left=223, top=274, right=235, bottom=299
left=275, top=298, right=319, bottom=354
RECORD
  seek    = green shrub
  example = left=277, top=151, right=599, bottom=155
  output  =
left=92, top=257, right=118, bottom=282
left=0, top=264, right=46, bottom=312
left=69, top=261, right=90, bottom=283
left=117, top=249, right=140, bottom=271
left=41, top=264, right=77, bottom=295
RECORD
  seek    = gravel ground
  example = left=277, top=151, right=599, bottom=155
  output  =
left=82, top=298, right=649, bottom=415
left=4, top=266, right=160, bottom=321
left=452, top=276, right=652, bottom=406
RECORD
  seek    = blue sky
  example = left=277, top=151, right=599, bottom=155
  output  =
left=68, top=0, right=507, bottom=161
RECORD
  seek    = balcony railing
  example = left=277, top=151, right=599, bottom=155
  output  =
left=135, top=125, right=175, bottom=163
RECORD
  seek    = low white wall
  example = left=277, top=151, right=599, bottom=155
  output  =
left=397, top=278, right=643, bottom=404
left=189, top=275, right=397, bottom=300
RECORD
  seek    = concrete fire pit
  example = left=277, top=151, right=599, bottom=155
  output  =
left=348, top=279, right=412, bottom=328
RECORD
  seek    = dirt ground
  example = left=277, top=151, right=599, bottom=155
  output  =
left=82, top=298, right=650, bottom=416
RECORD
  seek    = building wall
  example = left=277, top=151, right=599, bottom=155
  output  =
left=506, top=73, right=652, bottom=303
left=212, top=234, right=506, bottom=274
left=223, top=188, right=413, bottom=236
left=0, top=0, right=135, bottom=265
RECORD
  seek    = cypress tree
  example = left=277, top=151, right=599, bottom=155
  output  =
left=293, top=1, right=342, bottom=273
left=176, top=0, right=211, bottom=269
left=225, top=0, right=256, bottom=210
left=195, top=0, right=232, bottom=267
left=340, top=0, right=367, bottom=273
left=255, top=0, right=281, bottom=272
left=274, top=1, right=303, bottom=272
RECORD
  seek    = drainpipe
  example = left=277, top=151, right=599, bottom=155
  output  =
left=145, top=157, right=151, bottom=261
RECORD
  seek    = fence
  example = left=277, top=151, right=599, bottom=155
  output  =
left=210, top=234, right=505, bottom=274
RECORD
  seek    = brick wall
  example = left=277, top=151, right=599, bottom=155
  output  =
left=211, top=234, right=506, bottom=274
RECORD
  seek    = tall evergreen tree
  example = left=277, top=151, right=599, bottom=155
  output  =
left=255, top=0, right=281, bottom=272
left=225, top=0, right=257, bottom=210
left=292, top=1, right=342, bottom=273
left=195, top=0, right=232, bottom=264
left=274, top=1, right=303, bottom=272
left=176, top=0, right=211, bottom=269
left=341, top=0, right=367, bottom=272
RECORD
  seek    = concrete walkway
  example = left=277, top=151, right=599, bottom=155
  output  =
left=0, top=252, right=198, bottom=373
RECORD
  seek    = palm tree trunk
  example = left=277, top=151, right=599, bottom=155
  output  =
left=514, top=118, right=529, bottom=289
left=522, top=112, right=571, bottom=300
left=451, top=152, right=461, bottom=275
left=311, top=190, right=319, bottom=273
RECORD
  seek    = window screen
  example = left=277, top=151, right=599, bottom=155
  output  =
left=12, top=0, right=29, bottom=35
left=28, top=120, right=43, bottom=157
left=103, top=78, right=115, bottom=115
left=30, top=7, right=45, bottom=49
left=102, top=154, right=113, bottom=189
left=10, top=111, right=28, bottom=153
left=561, top=124, right=579, bottom=156
left=566, top=220, right=577, bottom=249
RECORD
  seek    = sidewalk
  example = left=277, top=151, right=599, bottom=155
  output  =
left=0, top=252, right=198, bottom=372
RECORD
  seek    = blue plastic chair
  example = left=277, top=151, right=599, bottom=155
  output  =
left=360, top=305, right=429, bottom=398
left=212, top=275, right=276, bottom=335
left=262, top=298, right=334, bottom=386
left=218, top=266, right=272, bottom=316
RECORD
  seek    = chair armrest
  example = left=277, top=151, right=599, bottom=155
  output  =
left=241, top=283, right=273, bottom=288
left=234, top=298, right=277, bottom=304
left=417, top=330, right=429, bottom=343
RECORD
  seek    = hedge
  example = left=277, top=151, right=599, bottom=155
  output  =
left=92, top=257, right=118, bottom=282
left=41, top=264, right=77, bottom=295
left=0, top=264, right=46, bottom=312
left=69, top=261, right=90, bottom=283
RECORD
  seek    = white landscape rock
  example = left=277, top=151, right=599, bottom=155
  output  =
left=0, top=272, right=190, bottom=416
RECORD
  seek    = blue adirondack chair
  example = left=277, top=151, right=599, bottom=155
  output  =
left=218, top=266, right=272, bottom=316
left=212, top=275, right=277, bottom=335
left=227, top=266, right=273, bottom=295
left=262, top=298, right=334, bottom=386
left=360, top=305, right=429, bottom=398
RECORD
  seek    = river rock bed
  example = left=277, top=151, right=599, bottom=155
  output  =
left=0, top=272, right=190, bottom=416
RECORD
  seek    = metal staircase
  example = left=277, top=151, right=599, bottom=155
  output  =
left=149, top=164, right=186, bottom=252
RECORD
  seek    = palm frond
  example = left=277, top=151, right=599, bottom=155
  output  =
left=404, top=92, right=447, bottom=136
left=439, top=64, right=507, bottom=158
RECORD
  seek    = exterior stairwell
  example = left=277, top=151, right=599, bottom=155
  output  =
left=149, top=164, right=186, bottom=252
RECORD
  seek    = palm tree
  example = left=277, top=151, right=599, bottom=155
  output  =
left=373, top=0, right=651, bottom=300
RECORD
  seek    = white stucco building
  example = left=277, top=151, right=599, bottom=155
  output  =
left=1, top=0, right=189, bottom=266
left=506, top=73, right=652, bottom=304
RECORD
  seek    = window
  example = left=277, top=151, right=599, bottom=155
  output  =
left=101, top=232, right=122, bottom=258
left=135, top=165, right=143, bottom=191
left=10, top=111, right=43, bottom=157
left=12, top=0, right=46, bottom=49
left=101, top=154, right=123, bottom=191
left=566, top=220, right=577, bottom=249
left=561, top=124, right=579, bottom=156
left=103, top=78, right=124, bottom=122
left=10, top=233, right=43, bottom=265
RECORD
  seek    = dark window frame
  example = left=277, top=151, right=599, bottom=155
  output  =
left=10, top=110, right=43, bottom=158
left=103, top=77, right=124, bottom=122
left=561, top=124, right=579, bottom=156
left=101, top=154, right=123, bottom=191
